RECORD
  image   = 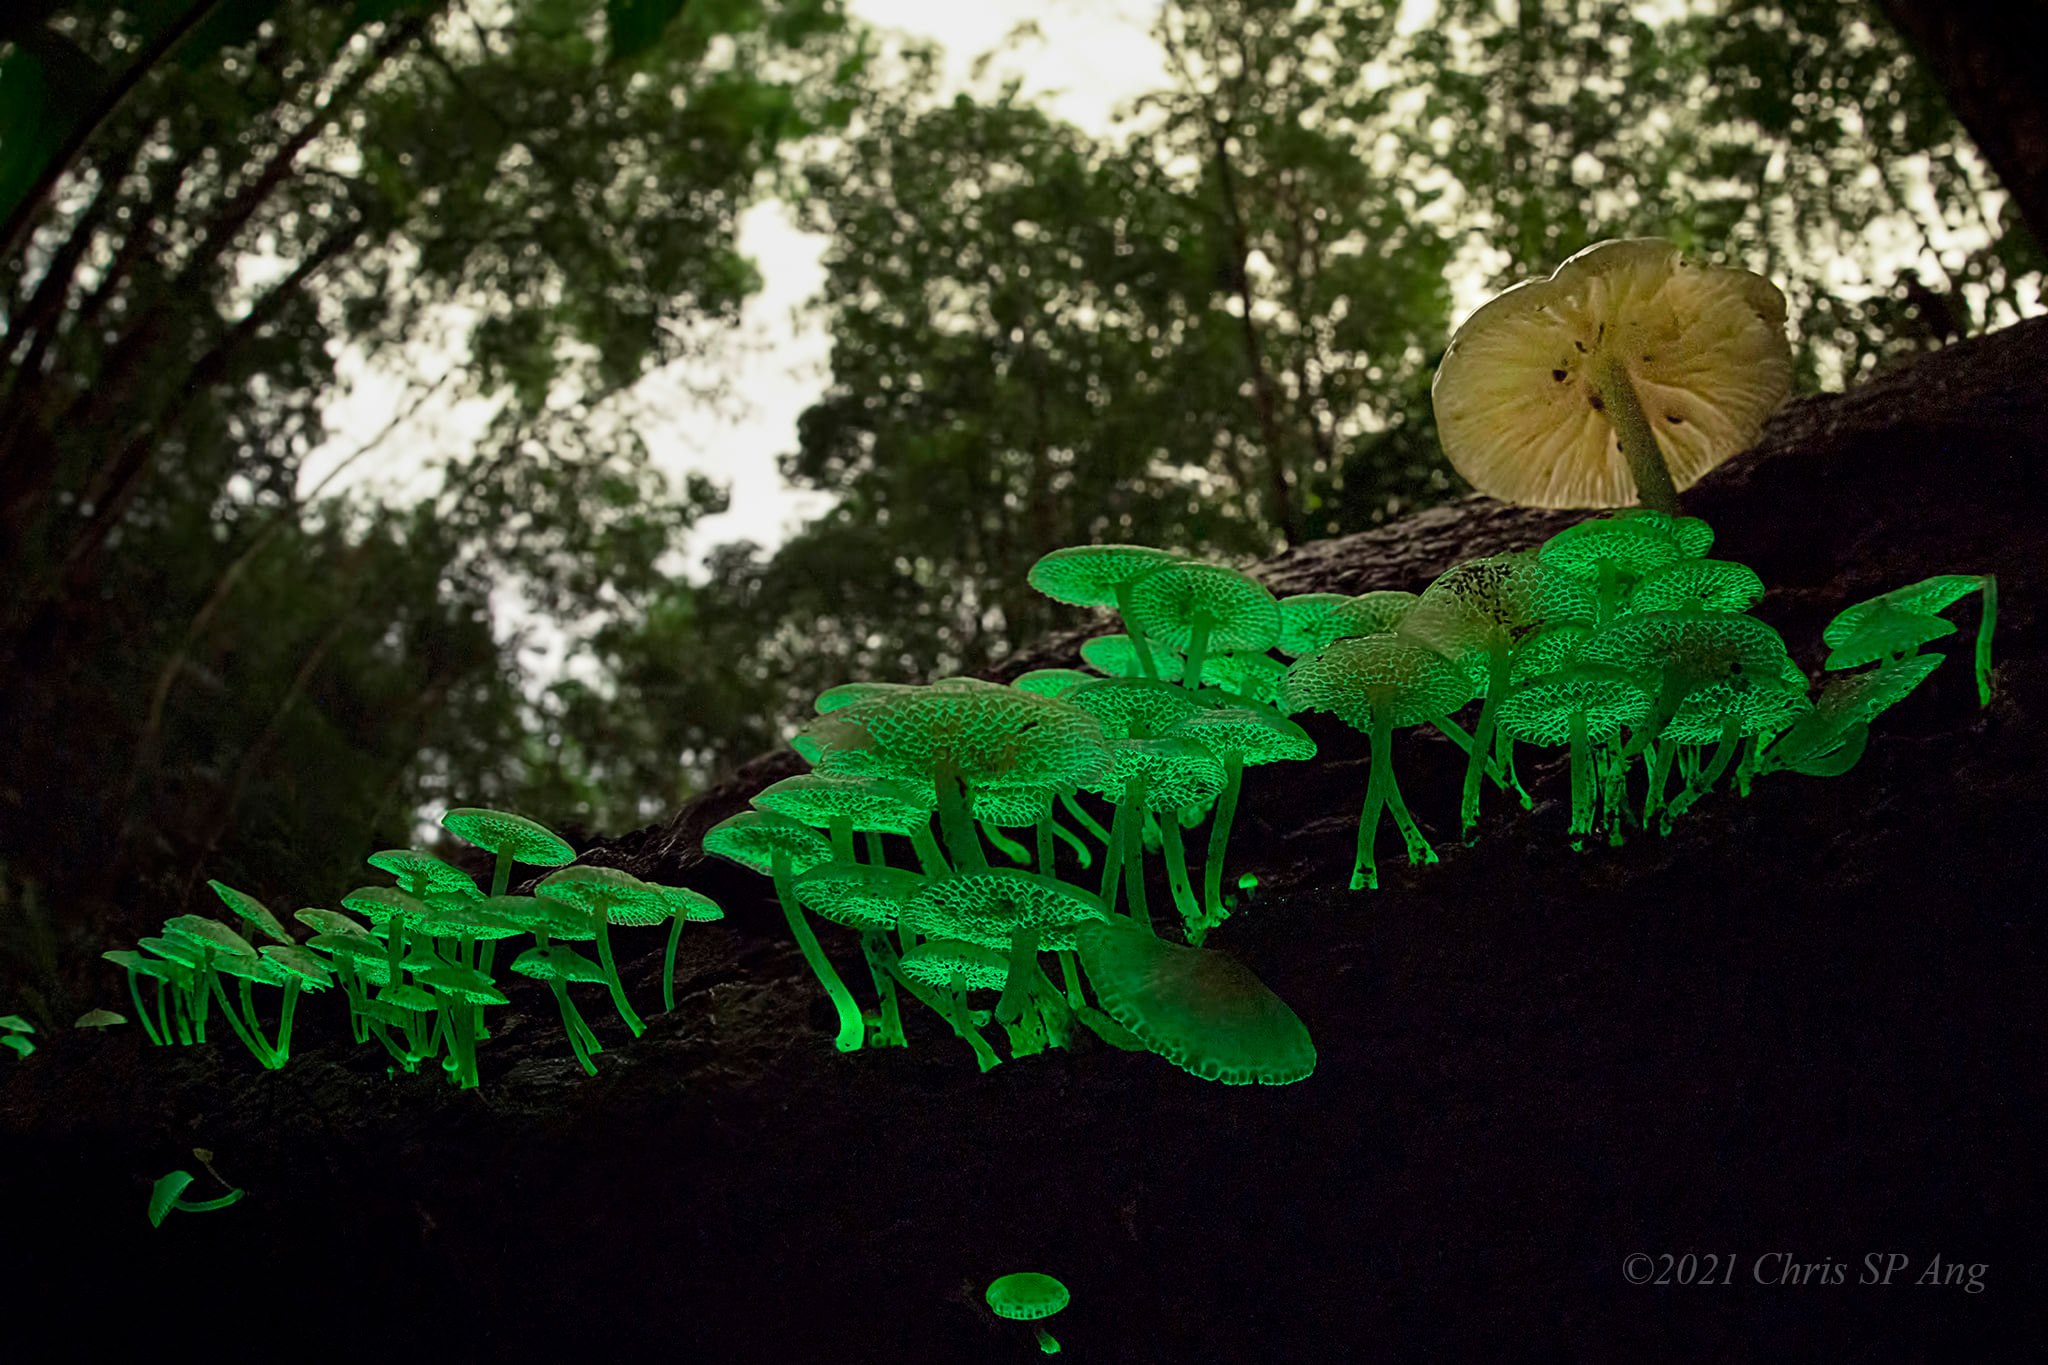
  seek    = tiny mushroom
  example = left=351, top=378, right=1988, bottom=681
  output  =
left=985, top=1271, right=1072, bottom=1355
left=439, top=806, right=577, bottom=897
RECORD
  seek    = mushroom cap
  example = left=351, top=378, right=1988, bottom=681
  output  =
left=1815, top=652, right=1945, bottom=725
left=799, top=683, right=1110, bottom=792
left=536, top=865, right=670, bottom=927
left=1125, top=562, right=1282, bottom=655
left=294, top=907, right=372, bottom=939
left=1539, top=514, right=1687, bottom=581
left=1079, top=633, right=1184, bottom=683
left=1281, top=635, right=1479, bottom=729
left=74, top=1009, right=126, bottom=1028
left=1400, top=552, right=1597, bottom=671
left=211, top=950, right=289, bottom=986
left=137, top=935, right=205, bottom=969
left=1664, top=673, right=1812, bottom=743
left=364, top=847, right=479, bottom=900
left=376, top=983, right=438, bottom=1013
left=1064, top=677, right=1207, bottom=740
left=1822, top=602, right=1956, bottom=671
left=812, top=680, right=917, bottom=714
left=1432, top=238, right=1792, bottom=507
left=1165, top=704, right=1317, bottom=766
left=205, top=881, right=295, bottom=945
left=1495, top=664, right=1655, bottom=745
left=791, top=862, right=927, bottom=931
left=103, top=949, right=181, bottom=982
left=1010, top=668, right=1097, bottom=698
left=259, top=944, right=335, bottom=989
left=1307, top=591, right=1423, bottom=651
left=340, top=885, right=434, bottom=930
left=1078, top=736, right=1228, bottom=812
left=1579, top=609, right=1791, bottom=693
left=414, top=896, right=527, bottom=941
left=1510, top=623, right=1593, bottom=684
left=1832, top=573, right=1983, bottom=628
left=1197, top=651, right=1288, bottom=706
left=1276, top=593, right=1355, bottom=656
left=1075, top=918, right=1315, bottom=1085
left=1614, top=507, right=1716, bottom=557
left=654, top=885, right=724, bottom=923
left=438, top=808, right=576, bottom=867
left=1622, top=557, right=1766, bottom=616
left=985, top=1272, right=1071, bottom=1322
left=752, top=773, right=936, bottom=836
left=1027, top=544, right=1178, bottom=607
left=970, top=781, right=1059, bottom=827
left=899, top=939, right=1011, bottom=992
left=416, top=961, right=509, bottom=1006
left=900, top=869, right=1107, bottom=951
left=161, top=915, right=258, bottom=961
left=149, top=1170, right=197, bottom=1227
left=701, top=811, right=835, bottom=878
left=508, top=944, right=609, bottom=985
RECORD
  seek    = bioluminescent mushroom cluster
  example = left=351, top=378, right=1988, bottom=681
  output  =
left=102, top=807, right=723, bottom=1085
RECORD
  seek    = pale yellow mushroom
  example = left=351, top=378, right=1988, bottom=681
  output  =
left=1432, top=239, right=1792, bottom=513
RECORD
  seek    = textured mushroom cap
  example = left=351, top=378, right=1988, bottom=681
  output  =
left=1276, top=593, right=1354, bottom=656
left=366, top=850, right=481, bottom=899
left=438, top=808, right=576, bottom=867
left=1539, top=515, right=1687, bottom=580
left=1076, top=918, right=1316, bottom=1085
left=752, top=773, right=936, bottom=836
left=985, top=1272, right=1071, bottom=1322
left=1664, top=673, right=1812, bottom=743
left=1079, top=633, right=1185, bottom=683
left=414, top=896, right=527, bottom=941
left=1197, top=651, right=1287, bottom=705
left=1816, top=652, right=1944, bottom=724
left=970, top=781, right=1059, bottom=827
left=104, top=949, right=180, bottom=982
left=258, top=944, right=335, bottom=989
left=654, top=885, right=725, bottom=923
left=702, top=811, right=835, bottom=878
left=1432, top=238, right=1792, bottom=507
left=205, top=881, right=294, bottom=945
left=1166, top=704, right=1317, bottom=766
left=800, top=683, right=1110, bottom=792
left=1079, top=737, right=1229, bottom=812
left=1282, top=635, right=1478, bottom=729
left=509, top=944, right=609, bottom=985
left=1125, top=562, right=1282, bottom=654
left=536, top=865, right=670, bottom=927
left=416, top=961, right=509, bottom=1006
left=1822, top=602, right=1957, bottom=670
left=1510, top=623, right=1593, bottom=684
left=1010, top=668, right=1097, bottom=698
left=792, top=862, right=927, bottom=931
left=211, top=951, right=289, bottom=985
left=1307, top=591, right=1423, bottom=651
left=75, top=1008, right=126, bottom=1028
left=149, top=1170, right=197, bottom=1227
left=1580, top=609, right=1790, bottom=691
left=1495, top=665, right=1654, bottom=745
left=294, top=908, right=372, bottom=939
left=1027, top=544, right=1178, bottom=607
left=309, top=937, right=445, bottom=985
left=1401, top=553, right=1597, bottom=671
left=161, top=915, right=258, bottom=960
left=1827, top=573, right=1983, bottom=634
left=812, top=680, right=917, bottom=714
left=1064, top=677, right=1208, bottom=739
left=899, top=939, right=1012, bottom=992
left=138, top=936, right=205, bottom=969
left=1615, top=508, right=1716, bottom=557
left=900, top=869, right=1107, bottom=951
left=340, top=885, right=433, bottom=930
left=1623, top=557, right=1766, bottom=615
left=376, top=983, right=438, bottom=1013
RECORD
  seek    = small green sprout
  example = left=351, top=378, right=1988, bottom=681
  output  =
left=986, top=1271, right=1071, bottom=1354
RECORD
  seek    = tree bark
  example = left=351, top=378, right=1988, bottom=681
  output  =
left=1875, top=0, right=2048, bottom=248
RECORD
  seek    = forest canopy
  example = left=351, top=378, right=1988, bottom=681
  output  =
left=1, top=0, right=2040, bottom=1015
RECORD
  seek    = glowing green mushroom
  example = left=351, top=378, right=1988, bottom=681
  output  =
left=1432, top=239, right=1792, bottom=515
left=1124, top=561, right=1282, bottom=696
left=509, top=944, right=610, bottom=1076
left=1539, top=514, right=1689, bottom=623
left=536, top=866, right=671, bottom=1039
left=1398, top=551, right=1596, bottom=837
left=791, top=861, right=924, bottom=1047
left=1076, top=917, right=1314, bottom=1085
left=897, top=938, right=1008, bottom=1072
left=148, top=1168, right=243, bottom=1227
left=703, top=810, right=865, bottom=1053
left=1496, top=664, right=1653, bottom=846
left=986, top=1271, right=1071, bottom=1355
left=1756, top=653, right=1944, bottom=779
left=1164, top=704, right=1315, bottom=942
left=439, top=807, right=577, bottom=898
left=1824, top=572, right=1997, bottom=703
left=247, top=943, right=332, bottom=1069
left=648, top=883, right=724, bottom=1014
left=1079, top=632, right=1184, bottom=684
left=1283, top=635, right=1478, bottom=890
left=753, top=771, right=939, bottom=869
left=1076, top=736, right=1225, bottom=934
left=1621, top=557, right=1765, bottom=616
left=1028, top=544, right=1179, bottom=680
left=1011, top=668, right=1098, bottom=698
left=103, top=950, right=180, bottom=1046
left=205, top=881, right=295, bottom=946
left=0, top=1014, right=33, bottom=1058
left=900, top=869, right=1105, bottom=1049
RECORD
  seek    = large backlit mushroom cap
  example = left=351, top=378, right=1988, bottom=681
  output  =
left=1026, top=544, right=1178, bottom=607
left=438, top=808, right=576, bottom=867
left=1125, top=561, right=1282, bottom=655
left=1281, top=634, right=1478, bottom=729
left=1399, top=552, right=1596, bottom=673
left=900, top=939, right=1011, bottom=992
left=1433, top=238, right=1791, bottom=507
left=791, top=862, right=927, bottom=931
left=1078, top=736, right=1228, bottom=811
left=799, top=683, right=1110, bottom=792
left=1076, top=918, right=1315, bottom=1085
left=1064, top=676, right=1207, bottom=740
left=752, top=773, right=936, bottom=835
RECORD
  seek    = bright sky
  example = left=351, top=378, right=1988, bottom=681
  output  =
left=304, top=0, right=1170, bottom=571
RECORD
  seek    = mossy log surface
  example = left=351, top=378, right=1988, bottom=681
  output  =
left=6, top=320, right=2046, bottom=1361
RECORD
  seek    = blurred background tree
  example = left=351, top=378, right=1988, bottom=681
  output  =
left=1, top=0, right=2039, bottom=1015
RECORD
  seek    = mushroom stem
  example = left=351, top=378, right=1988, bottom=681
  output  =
left=1097, top=797, right=1127, bottom=915
left=587, top=896, right=646, bottom=1039
left=206, top=970, right=272, bottom=1069
left=124, top=969, right=164, bottom=1047
left=1112, top=581, right=1161, bottom=681
left=1182, top=615, right=1215, bottom=693
left=910, top=823, right=949, bottom=877
left=549, top=980, right=599, bottom=1076
left=859, top=932, right=907, bottom=1047
left=932, top=762, right=988, bottom=872
left=1157, top=814, right=1203, bottom=939
left=1034, top=816, right=1055, bottom=874
left=490, top=849, right=513, bottom=899
left=1381, top=724, right=1437, bottom=869
left=1974, top=574, right=1999, bottom=705
left=661, top=910, right=686, bottom=1014
left=1568, top=709, right=1594, bottom=846
left=1200, top=751, right=1245, bottom=935
left=1120, top=773, right=1154, bottom=932
left=940, top=969, right=1002, bottom=1072
left=1351, top=711, right=1393, bottom=892
left=1592, top=352, right=1682, bottom=514
left=1458, top=649, right=1512, bottom=839
left=1057, top=949, right=1085, bottom=1009
left=1058, top=793, right=1113, bottom=847
left=274, top=980, right=301, bottom=1066
left=1428, top=714, right=1514, bottom=789
left=1669, top=714, right=1743, bottom=822
left=981, top=821, right=1031, bottom=865
left=827, top=814, right=856, bottom=863
left=994, top=926, right=1045, bottom=1025
left=770, top=850, right=866, bottom=1053
left=1047, top=811, right=1092, bottom=869
left=863, top=830, right=887, bottom=866
left=1035, top=1326, right=1060, bottom=1355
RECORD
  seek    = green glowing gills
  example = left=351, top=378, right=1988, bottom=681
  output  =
left=986, top=1272, right=1071, bottom=1354
left=107, top=807, right=723, bottom=1083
